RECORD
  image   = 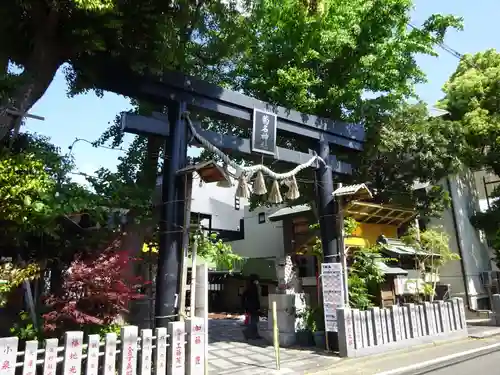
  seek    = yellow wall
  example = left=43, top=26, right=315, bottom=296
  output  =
left=351, top=223, right=398, bottom=246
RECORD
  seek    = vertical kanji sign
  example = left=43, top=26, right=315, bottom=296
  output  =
left=251, top=108, right=277, bottom=156
left=0, top=336, right=18, bottom=375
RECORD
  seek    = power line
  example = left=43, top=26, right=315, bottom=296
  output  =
left=407, top=23, right=465, bottom=61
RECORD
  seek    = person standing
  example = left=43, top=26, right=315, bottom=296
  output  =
left=242, top=274, right=261, bottom=340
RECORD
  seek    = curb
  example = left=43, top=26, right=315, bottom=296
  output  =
left=374, top=341, right=500, bottom=375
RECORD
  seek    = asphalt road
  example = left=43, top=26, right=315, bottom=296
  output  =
left=420, top=348, right=500, bottom=375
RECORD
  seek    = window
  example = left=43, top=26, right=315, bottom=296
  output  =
left=258, top=212, right=266, bottom=224
left=234, top=196, right=240, bottom=210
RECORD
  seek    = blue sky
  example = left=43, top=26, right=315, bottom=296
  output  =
left=22, top=0, right=500, bottom=184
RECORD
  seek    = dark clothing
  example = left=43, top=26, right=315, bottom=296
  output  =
left=241, top=282, right=261, bottom=340
left=242, top=284, right=260, bottom=313
left=243, top=312, right=260, bottom=339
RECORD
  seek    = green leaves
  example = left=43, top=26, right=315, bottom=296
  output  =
left=194, top=231, right=241, bottom=272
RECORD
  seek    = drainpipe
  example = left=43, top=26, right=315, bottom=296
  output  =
left=446, top=176, right=472, bottom=310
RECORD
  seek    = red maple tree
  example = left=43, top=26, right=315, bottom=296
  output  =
left=43, top=240, right=145, bottom=333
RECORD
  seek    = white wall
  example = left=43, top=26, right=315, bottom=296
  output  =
left=189, top=179, right=245, bottom=231
left=229, top=206, right=285, bottom=259
left=431, top=170, right=493, bottom=309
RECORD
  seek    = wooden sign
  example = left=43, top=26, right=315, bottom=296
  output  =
left=402, top=306, right=411, bottom=339
left=432, top=303, right=442, bottom=333
left=457, top=298, right=466, bottom=330
left=0, top=336, right=18, bottom=375
left=390, top=306, right=402, bottom=342
left=446, top=302, right=456, bottom=330
left=370, top=307, right=383, bottom=345
left=380, top=309, right=388, bottom=344
left=352, top=309, right=363, bottom=349
left=120, top=326, right=138, bottom=375
left=359, top=311, right=368, bottom=348
left=167, top=321, right=185, bottom=375
left=44, top=338, right=59, bottom=375
left=186, top=318, right=205, bottom=375
left=103, top=333, right=117, bottom=375
left=140, top=329, right=153, bottom=375
left=63, top=331, right=84, bottom=375
left=345, top=309, right=355, bottom=350
left=385, top=309, right=393, bottom=343
left=85, top=334, right=100, bottom=375
left=251, top=108, right=277, bottom=156
left=22, top=340, right=37, bottom=375
left=407, top=304, right=418, bottom=338
left=154, top=328, right=167, bottom=375
left=365, top=310, right=374, bottom=346
left=321, top=263, right=344, bottom=332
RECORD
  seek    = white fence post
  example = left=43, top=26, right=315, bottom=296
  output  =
left=22, top=340, right=37, bottom=375
left=104, top=333, right=118, bottom=375
left=140, top=329, right=153, bottom=375
left=154, top=327, right=168, bottom=375
left=0, top=336, right=18, bottom=375
left=195, top=263, right=209, bottom=374
left=168, top=321, right=186, bottom=375
left=186, top=317, right=206, bottom=374
left=120, top=326, right=139, bottom=375
left=85, top=334, right=100, bottom=375
left=63, top=331, right=84, bottom=375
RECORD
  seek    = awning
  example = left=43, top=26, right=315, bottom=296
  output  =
left=332, top=184, right=372, bottom=199
left=378, top=237, right=433, bottom=257
left=376, top=261, right=408, bottom=276
left=268, top=204, right=310, bottom=222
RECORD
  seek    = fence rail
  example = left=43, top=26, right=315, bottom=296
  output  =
left=338, top=297, right=468, bottom=357
left=0, top=318, right=206, bottom=375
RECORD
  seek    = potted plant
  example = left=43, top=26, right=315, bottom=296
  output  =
left=312, top=306, right=326, bottom=349
left=295, top=308, right=314, bottom=346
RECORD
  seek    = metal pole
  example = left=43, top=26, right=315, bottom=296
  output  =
left=272, top=301, right=280, bottom=370
left=155, top=101, right=188, bottom=328
left=314, top=139, right=339, bottom=351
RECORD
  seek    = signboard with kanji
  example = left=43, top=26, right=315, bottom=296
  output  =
left=321, top=263, right=345, bottom=332
left=0, top=336, right=18, bottom=375
left=167, top=321, right=185, bottom=375
left=251, top=108, right=277, bottom=156
left=186, top=317, right=205, bottom=375
left=119, top=326, right=138, bottom=375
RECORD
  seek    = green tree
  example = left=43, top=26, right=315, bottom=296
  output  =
left=402, top=226, right=460, bottom=302
left=92, top=0, right=464, bottom=261
left=439, top=49, right=500, bottom=259
left=0, top=0, right=248, bottom=139
left=196, top=0, right=464, bottom=217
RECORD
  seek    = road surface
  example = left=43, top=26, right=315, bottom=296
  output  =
left=424, top=348, right=500, bottom=375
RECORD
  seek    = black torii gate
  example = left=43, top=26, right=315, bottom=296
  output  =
left=92, top=59, right=365, bottom=349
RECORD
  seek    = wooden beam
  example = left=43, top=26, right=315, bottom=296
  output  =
left=92, top=57, right=364, bottom=152
left=121, top=113, right=353, bottom=175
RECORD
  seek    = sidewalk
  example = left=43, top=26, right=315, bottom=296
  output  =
left=208, top=320, right=500, bottom=375
left=307, top=335, right=500, bottom=375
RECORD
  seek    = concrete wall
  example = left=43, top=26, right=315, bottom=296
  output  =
left=431, top=171, right=493, bottom=310
left=229, top=206, right=285, bottom=259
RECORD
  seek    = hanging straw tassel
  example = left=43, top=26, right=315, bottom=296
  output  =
left=285, top=175, right=300, bottom=200
left=235, top=174, right=251, bottom=199
left=268, top=179, right=283, bottom=204
left=253, top=171, right=267, bottom=195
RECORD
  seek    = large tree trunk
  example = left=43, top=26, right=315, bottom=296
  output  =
left=0, top=8, right=62, bottom=142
